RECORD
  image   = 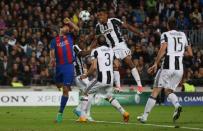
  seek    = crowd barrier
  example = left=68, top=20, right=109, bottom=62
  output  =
left=0, top=90, right=202, bottom=106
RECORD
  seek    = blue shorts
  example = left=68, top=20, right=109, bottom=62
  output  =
left=55, top=64, right=74, bottom=86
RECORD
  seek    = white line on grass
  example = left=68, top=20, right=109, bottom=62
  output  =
left=69, top=119, right=203, bottom=131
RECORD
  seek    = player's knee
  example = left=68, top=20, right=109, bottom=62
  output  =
left=62, top=86, right=71, bottom=96
left=164, top=89, right=173, bottom=96
left=124, top=57, right=134, bottom=69
left=105, top=97, right=114, bottom=103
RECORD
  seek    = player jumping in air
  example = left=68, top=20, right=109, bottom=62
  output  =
left=137, top=18, right=193, bottom=123
left=96, top=8, right=144, bottom=93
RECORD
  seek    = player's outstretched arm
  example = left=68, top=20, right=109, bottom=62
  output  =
left=122, top=22, right=143, bottom=37
left=64, top=17, right=79, bottom=32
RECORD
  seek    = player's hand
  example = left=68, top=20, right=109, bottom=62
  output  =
left=148, top=63, right=157, bottom=74
left=63, top=17, right=70, bottom=24
left=80, top=74, right=87, bottom=79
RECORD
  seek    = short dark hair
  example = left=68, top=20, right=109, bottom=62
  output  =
left=168, top=18, right=177, bottom=30
left=97, top=8, right=107, bottom=13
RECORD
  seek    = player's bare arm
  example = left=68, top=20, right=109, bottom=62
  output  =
left=186, top=45, right=193, bottom=57
left=148, top=42, right=167, bottom=74
left=64, top=17, right=79, bottom=32
left=50, top=49, right=56, bottom=67
left=122, top=22, right=142, bottom=36
left=80, top=59, right=97, bottom=79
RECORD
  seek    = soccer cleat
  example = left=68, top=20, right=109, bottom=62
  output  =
left=123, top=112, right=130, bottom=122
left=55, top=113, right=63, bottom=123
left=73, top=108, right=81, bottom=117
left=137, top=115, right=147, bottom=123
left=87, top=116, right=95, bottom=122
left=173, top=106, right=182, bottom=122
left=137, top=86, right=144, bottom=94
left=76, top=116, right=87, bottom=122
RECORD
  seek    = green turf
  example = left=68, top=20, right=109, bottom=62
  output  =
left=0, top=106, right=202, bottom=131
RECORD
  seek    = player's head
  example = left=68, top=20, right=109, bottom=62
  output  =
left=167, top=18, right=177, bottom=30
left=59, top=26, right=69, bottom=36
left=97, top=8, right=108, bottom=24
left=97, top=35, right=107, bottom=46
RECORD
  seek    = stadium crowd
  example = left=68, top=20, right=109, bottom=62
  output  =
left=0, top=0, right=203, bottom=86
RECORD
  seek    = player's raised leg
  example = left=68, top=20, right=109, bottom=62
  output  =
left=113, top=59, right=121, bottom=91
left=124, top=55, right=143, bottom=93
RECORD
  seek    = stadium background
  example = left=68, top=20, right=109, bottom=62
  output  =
left=0, top=0, right=203, bottom=131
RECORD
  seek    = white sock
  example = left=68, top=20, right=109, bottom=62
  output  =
left=86, top=94, right=94, bottom=117
left=76, top=101, right=81, bottom=111
left=114, top=71, right=121, bottom=88
left=167, top=93, right=180, bottom=109
left=143, top=96, right=156, bottom=119
left=131, top=68, right=142, bottom=86
left=80, top=96, right=88, bottom=117
left=109, top=98, right=125, bottom=114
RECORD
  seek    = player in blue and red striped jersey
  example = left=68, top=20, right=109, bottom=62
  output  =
left=50, top=18, right=79, bottom=123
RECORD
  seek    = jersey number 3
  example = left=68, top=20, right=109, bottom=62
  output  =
left=105, top=53, right=111, bottom=66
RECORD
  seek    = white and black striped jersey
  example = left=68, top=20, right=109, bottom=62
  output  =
left=73, top=45, right=84, bottom=76
left=96, top=18, right=125, bottom=48
left=91, top=45, right=114, bottom=85
left=160, top=30, right=189, bottom=70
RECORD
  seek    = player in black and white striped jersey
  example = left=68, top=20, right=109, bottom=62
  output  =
left=73, top=36, right=96, bottom=122
left=137, top=18, right=193, bottom=123
left=96, top=9, right=144, bottom=93
left=79, top=35, right=130, bottom=122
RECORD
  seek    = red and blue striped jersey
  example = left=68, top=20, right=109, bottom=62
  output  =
left=50, top=33, right=75, bottom=65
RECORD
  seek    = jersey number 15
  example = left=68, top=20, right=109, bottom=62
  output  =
left=173, top=37, right=183, bottom=52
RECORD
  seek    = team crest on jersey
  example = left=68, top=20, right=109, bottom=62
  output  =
left=56, top=41, right=67, bottom=47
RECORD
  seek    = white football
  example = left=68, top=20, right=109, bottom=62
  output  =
left=79, top=10, right=90, bottom=21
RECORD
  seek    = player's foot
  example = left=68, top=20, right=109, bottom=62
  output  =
left=87, top=116, right=95, bottom=122
left=73, top=108, right=81, bottom=117
left=76, top=116, right=87, bottom=122
left=137, top=115, right=147, bottom=123
left=173, top=106, right=182, bottom=122
left=55, top=113, right=63, bottom=123
left=123, top=112, right=130, bottom=122
left=137, top=86, right=144, bottom=94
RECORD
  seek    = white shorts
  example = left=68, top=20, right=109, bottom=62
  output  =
left=154, top=69, right=183, bottom=91
left=113, top=43, right=131, bottom=60
left=85, top=80, right=113, bottom=98
left=75, top=76, right=90, bottom=92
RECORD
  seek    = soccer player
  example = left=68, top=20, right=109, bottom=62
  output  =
left=96, top=9, right=143, bottom=93
left=137, top=18, right=193, bottom=123
left=79, top=35, right=130, bottom=122
left=50, top=18, right=79, bottom=123
left=73, top=35, right=96, bottom=121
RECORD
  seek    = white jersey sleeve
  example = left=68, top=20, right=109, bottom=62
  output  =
left=73, top=45, right=82, bottom=55
left=90, top=49, right=98, bottom=60
left=160, top=33, right=168, bottom=44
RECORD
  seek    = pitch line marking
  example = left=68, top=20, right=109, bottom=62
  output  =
left=69, top=119, right=203, bottom=131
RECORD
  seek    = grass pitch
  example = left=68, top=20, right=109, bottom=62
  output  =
left=0, top=106, right=202, bottom=131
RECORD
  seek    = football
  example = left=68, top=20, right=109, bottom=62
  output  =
left=79, top=10, right=90, bottom=21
